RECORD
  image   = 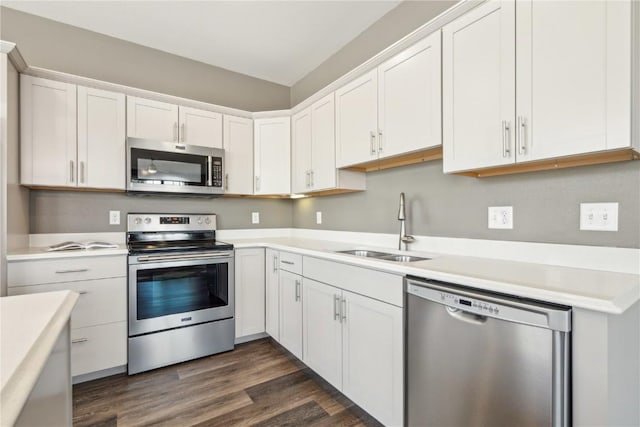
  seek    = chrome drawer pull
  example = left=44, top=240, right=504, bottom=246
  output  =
left=55, top=268, right=89, bottom=274
left=334, top=294, right=341, bottom=321
left=78, top=290, right=88, bottom=295
left=281, top=260, right=295, bottom=265
left=72, top=338, right=88, bottom=344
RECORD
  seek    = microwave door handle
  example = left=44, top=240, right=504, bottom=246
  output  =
left=207, top=157, right=212, bottom=186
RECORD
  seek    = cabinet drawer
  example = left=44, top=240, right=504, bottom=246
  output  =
left=8, top=255, right=126, bottom=286
left=279, top=251, right=302, bottom=275
left=71, top=322, right=127, bottom=377
left=303, top=257, right=403, bottom=307
left=8, top=277, right=126, bottom=329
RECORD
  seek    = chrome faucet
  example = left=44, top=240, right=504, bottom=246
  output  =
left=398, top=192, right=415, bottom=250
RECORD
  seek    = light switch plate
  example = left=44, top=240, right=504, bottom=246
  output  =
left=316, top=211, right=322, bottom=224
left=252, top=212, right=260, bottom=224
left=109, top=210, right=120, bottom=225
left=580, top=202, right=618, bottom=231
left=488, top=206, right=513, bottom=229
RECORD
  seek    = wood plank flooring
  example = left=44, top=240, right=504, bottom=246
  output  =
left=73, top=338, right=383, bottom=427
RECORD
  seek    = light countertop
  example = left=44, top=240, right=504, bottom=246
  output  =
left=0, top=290, right=79, bottom=426
left=7, top=245, right=128, bottom=261
left=229, top=237, right=640, bottom=314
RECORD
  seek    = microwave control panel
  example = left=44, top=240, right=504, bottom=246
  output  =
left=212, top=157, right=223, bottom=188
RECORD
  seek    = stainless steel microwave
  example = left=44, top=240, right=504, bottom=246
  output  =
left=126, top=138, right=224, bottom=196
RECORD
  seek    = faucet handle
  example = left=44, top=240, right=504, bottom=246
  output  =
left=401, top=235, right=416, bottom=244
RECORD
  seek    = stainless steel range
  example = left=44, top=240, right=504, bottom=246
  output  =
left=127, top=213, right=234, bottom=374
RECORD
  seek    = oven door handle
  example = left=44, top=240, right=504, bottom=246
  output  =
left=135, top=252, right=232, bottom=263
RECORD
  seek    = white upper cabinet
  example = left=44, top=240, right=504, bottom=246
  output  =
left=443, top=0, right=633, bottom=173
left=515, top=0, right=632, bottom=162
left=223, top=115, right=254, bottom=195
left=378, top=31, right=442, bottom=159
left=127, top=96, right=222, bottom=147
left=442, top=0, right=516, bottom=173
left=254, top=116, right=291, bottom=195
left=335, top=70, right=378, bottom=168
left=127, top=96, right=178, bottom=142
left=77, top=87, right=126, bottom=190
left=291, top=107, right=313, bottom=194
left=21, top=75, right=125, bottom=190
left=21, top=75, right=77, bottom=187
left=178, top=106, right=223, bottom=148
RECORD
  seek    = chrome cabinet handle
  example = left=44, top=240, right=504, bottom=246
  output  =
left=310, top=170, right=314, bottom=187
left=273, top=256, right=278, bottom=273
left=180, top=123, right=185, bottom=142
left=173, top=122, right=178, bottom=142
left=225, top=173, right=229, bottom=191
left=518, top=116, right=527, bottom=154
left=502, top=121, right=511, bottom=158
left=281, top=260, right=294, bottom=265
left=72, top=338, right=88, bottom=344
left=255, top=176, right=260, bottom=192
left=305, top=170, right=310, bottom=188
left=70, top=160, right=75, bottom=183
left=79, top=161, right=85, bottom=184
left=370, top=131, right=376, bottom=155
left=78, top=290, right=88, bottom=295
left=334, top=294, right=341, bottom=321
left=378, top=129, right=383, bottom=152
left=295, top=279, right=301, bottom=301
left=341, top=297, right=347, bottom=322
left=55, top=268, right=88, bottom=274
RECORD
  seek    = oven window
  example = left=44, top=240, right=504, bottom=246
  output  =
left=136, top=263, right=228, bottom=320
left=130, top=147, right=207, bottom=186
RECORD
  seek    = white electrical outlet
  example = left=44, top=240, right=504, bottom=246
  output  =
left=252, top=212, right=260, bottom=224
left=580, top=202, right=618, bottom=231
left=109, top=210, right=120, bottom=225
left=488, top=206, right=513, bottom=229
left=316, top=211, right=322, bottom=224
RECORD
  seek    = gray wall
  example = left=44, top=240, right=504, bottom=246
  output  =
left=29, top=191, right=292, bottom=233
left=290, top=0, right=457, bottom=105
left=294, top=161, right=640, bottom=248
left=0, top=7, right=290, bottom=111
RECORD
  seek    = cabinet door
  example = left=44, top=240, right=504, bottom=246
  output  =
left=265, top=249, right=280, bottom=340
left=515, top=0, right=631, bottom=162
left=378, top=31, right=442, bottom=159
left=278, top=270, right=303, bottom=359
left=126, top=96, right=178, bottom=142
left=291, top=108, right=312, bottom=194
left=310, top=93, right=337, bottom=191
left=254, top=117, right=291, bottom=195
left=20, top=75, right=77, bottom=186
left=178, top=106, right=223, bottom=148
left=442, top=0, right=516, bottom=173
left=223, top=115, right=254, bottom=195
left=342, top=291, right=403, bottom=427
left=335, top=69, right=378, bottom=168
left=234, top=248, right=265, bottom=339
left=77, top=87, right=126, bottom=190
left=302, top=278, right=342, bottom=390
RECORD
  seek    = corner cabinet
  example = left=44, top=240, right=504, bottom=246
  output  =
left=292, top=93, right=365, bottom=194
left=336, top=31, right=442, bottom=170
left=254, top=116, right=291, bottom=195
left=443, top=0, right=635, bottom=175
left=21, top=75, right=125, bottom=190
left=234, top=248, right=265, bottom=340
left=127, top=96, right=223, bottom=148
left=223, top=115, right=254, bottom=195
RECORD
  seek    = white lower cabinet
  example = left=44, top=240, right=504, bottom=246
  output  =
left=265, top=249, right=280, bottom=340
left=7, top=255, right=127, bottom=380
left=234, top=248, right=266, bottom=339
left=278, top=269, right=303, bottom=359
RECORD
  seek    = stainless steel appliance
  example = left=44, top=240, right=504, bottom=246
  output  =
left=127, top=213, right=234, bottom=374
left=406, top=277, right=571, bottom=427
left=127, top=138, right=224, bottom=195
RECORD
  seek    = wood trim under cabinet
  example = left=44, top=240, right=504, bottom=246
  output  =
left=342, top=146, right=443, bottom=172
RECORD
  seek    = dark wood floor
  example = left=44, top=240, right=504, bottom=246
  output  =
left=73, top=338, right=383, bottom=427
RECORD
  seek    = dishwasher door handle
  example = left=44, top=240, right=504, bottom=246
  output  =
left=445, top=306, right=487, bottom=325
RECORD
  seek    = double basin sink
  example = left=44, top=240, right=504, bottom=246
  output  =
left=336, top=249, right=430, bottom=263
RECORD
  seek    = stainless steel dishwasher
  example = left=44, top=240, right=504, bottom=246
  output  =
left=405, top=277, right=571, bottom=427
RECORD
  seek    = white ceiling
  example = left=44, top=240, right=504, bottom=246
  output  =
left=3, top=1, right=402, bottom=86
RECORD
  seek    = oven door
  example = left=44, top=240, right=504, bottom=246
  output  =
left=127, top=137, right=224, bottom=195
left=128, top=252, right=234, bottom=336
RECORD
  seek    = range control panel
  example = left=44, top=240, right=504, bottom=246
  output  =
left=128, top=214, right=216, bottom=232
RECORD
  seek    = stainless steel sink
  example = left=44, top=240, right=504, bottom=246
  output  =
left=336, top=249, right=393, bottom=258
left=336, top=250, right=430, bottom=263
left=378, top=254, right=430, bottom=263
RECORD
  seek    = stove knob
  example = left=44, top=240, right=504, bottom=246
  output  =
left=144, top=217, right=151, bottom=225
left=197, top=217, right=203, bottom=225
left=134, top=217, right=142, bottom=225
left=204, top=217, right=211, bottom=225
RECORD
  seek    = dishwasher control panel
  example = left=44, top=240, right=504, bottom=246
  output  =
left=437, top=291, right=501, bottom=315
